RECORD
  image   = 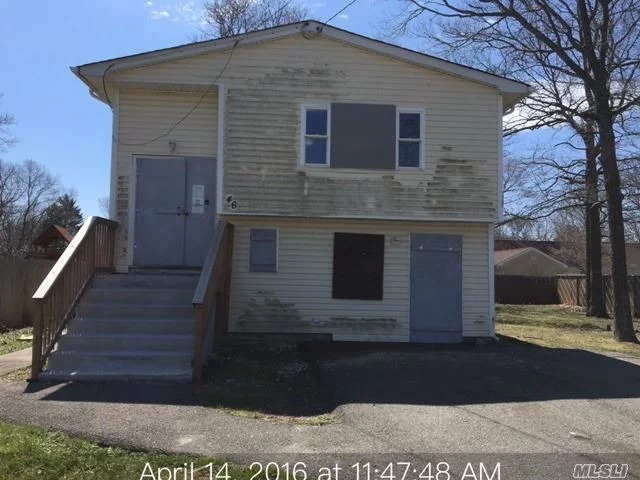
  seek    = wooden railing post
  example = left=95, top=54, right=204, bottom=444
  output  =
left=30, top=300, right=44, bottom=379
left=192, top=220, right=233, bottom=383
left=193, top=305, right=205, bottom=384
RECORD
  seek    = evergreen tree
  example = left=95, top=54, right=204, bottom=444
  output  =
left=43, top=194, right=83, bottom=235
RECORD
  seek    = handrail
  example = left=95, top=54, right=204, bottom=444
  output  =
left=31, top=216, right=118, bottom=379
left=192, top=220, right=234, bottom=383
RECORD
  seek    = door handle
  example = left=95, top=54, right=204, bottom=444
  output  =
left=156, top=206, right=182, bottom=215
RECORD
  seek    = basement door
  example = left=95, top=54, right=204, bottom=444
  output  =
left=134, top=157, right=216, bottom=267
left=410, top=234, right=463, bottom=343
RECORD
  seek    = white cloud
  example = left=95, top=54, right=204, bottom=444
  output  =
left=145, top=0, right=201, bottom=24
left=338, top=13, right=349, bottom=20
left=150, top=9, right=170, bottom=19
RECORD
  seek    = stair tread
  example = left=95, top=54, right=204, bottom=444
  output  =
left=50, top=350, right=191, bottom=357
left=80, top=302, right=192, bottom=307
left=73, top=316, right=193, bottom=322
left=46, top=273, right=201, bottom=382
left=60, top=333, right=194, bottom=338
left=39, top=370, right=191, bottom=381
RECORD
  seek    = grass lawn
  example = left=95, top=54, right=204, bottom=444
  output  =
left=0, top=326, right=32, bottom=355
left=496, top=304, right=640, bottom=357
left=0, top=420, right=250, bottom=480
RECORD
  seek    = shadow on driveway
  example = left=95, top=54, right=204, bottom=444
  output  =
left=306, top=337, right=640, bottom=409
left=23, top=337, right=640, bottom=415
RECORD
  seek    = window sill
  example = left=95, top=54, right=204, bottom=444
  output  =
left=296, top=166, right=426, bottom=176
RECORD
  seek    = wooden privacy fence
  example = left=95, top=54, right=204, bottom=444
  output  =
left=495, top=275, right=559, bottom=304
left=31, top=217, right=117, bottom=379
left=0, top=258, right=55, bottom=328
left=557, top=274, right=640, bottom=317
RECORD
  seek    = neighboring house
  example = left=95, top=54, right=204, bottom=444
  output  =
left=30, top=225, right=73, bottom=260
left=602, top=244, right=640, bottom=276
left=31, top=21, right=531, bottom=381
left=494, top=247, right=572, bottom=277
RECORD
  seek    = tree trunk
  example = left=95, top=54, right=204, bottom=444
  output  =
left=597, top=112, right=638, bottom=342
left=584, top=129, right=607, bottom=317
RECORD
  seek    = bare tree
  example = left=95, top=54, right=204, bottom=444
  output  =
left=200, top=0, right=307, bottom=39
left=98, top=196, right=110, bottom=218
left=0, top=94, right=17, bottom=153
left=0, top=160, right=59, bottom=257
left=391, top=0, right=640, bottom=342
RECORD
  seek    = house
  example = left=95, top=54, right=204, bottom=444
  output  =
left=494, top=247, right=572, bottom=277
left=30, top=224, right=73, bottom=259
left=31, top=21, right=530, bottom=381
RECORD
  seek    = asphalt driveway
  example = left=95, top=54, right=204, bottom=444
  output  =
left=1, top=338, right=639, bottom=478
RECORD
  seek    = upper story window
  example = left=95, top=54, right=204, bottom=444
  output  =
left=397, top=109, right=424, bottom=169
left=300, top=103, right=425, bottom=170
left=302, top=105, right=330, bottom=166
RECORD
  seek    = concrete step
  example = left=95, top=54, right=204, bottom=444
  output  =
left=39, top=368, right=191, bottom=382
left=93, top=274, right=199, bottom=290
left=83, top=288, right=194, bottom=305
left=76, top=303, right=193, bottom=318
left=67, top=317, right=194, bottom=335
left=56, top=333, right=194, bottom=352
left=47, top=350, right=192, bottom=372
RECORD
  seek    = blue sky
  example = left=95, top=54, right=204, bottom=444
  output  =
left=2, top=0, right=401, bottom=217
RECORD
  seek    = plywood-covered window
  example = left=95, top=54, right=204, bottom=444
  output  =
left=302, top=105, right=330, bottom=166
left=249, top=228, right=278, bottom=272
left=330, top=103, right=396, bottom=169
left=397, top=109, right=425, bottom=168
left=332, top=233, right=384, bottom=300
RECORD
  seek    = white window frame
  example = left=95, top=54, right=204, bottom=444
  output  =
left=396, top=108, right=425, bottom=170
left=300, top=103, right=331, bottom=167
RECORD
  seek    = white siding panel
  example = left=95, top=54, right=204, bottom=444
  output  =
left=113, top=36, right=501, bottom=223
left=229, top=218, right=490, bottom=341
left=113, top=89, right=217, bottom=271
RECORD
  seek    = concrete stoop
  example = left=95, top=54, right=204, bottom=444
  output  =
left=39, top=272, right=198, bottom=382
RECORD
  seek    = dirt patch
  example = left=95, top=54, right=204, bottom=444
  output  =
left=199, top=344, right=335, bottom=425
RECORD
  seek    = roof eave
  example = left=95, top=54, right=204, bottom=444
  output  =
left=70, top=66, right=110, bottom=105
left=72, top=20, right=530, bottom=100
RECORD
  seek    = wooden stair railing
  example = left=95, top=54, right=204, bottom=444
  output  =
left=192, top=220, right=234, bottom=383
left=31, top=216, right=118, bottom=379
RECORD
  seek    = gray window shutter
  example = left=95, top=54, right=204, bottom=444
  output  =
left=250, top=229, right=277, bottom=272
left=330, top=103, right=396, bottom=169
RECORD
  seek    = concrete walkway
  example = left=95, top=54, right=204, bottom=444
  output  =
left=0, top=348, right=31, bottom=376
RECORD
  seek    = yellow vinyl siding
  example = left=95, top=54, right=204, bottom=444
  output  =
left=113, top=89, right=217, bottom=271
left=229, top=218, right=490, bottom=341
left=112, top=35, right=500, bottom=224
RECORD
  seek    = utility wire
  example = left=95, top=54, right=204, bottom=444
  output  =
left=107, top=40, right=239, bottom=147
left=324, top=0, right=359, bottom=25
left=302, top=0, right=360, bottom=39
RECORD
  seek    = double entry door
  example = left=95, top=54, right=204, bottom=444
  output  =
left=134, top=157, right=216, bottom=267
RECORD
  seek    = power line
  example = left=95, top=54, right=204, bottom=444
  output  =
left=107, top=40, right=239, bottom=147
left=324, top=0, right=359, bottom=25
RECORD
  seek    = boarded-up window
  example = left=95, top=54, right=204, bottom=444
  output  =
left=330, top=103, right=396, bottom=169
left=249, top=229, right=277, bottom=272
left=332, top=233, right=384, bottom=300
